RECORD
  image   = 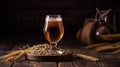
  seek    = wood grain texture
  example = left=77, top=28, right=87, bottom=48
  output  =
left=97, top=54, right=120, bottom=67
left=1, top=40, right=120, bottom=67
left=13, top=61, right=57, bottom=67
left=59, top=60, right=99, bottom=67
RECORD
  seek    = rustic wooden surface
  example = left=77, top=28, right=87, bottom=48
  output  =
left=0, top=37, right=120, bottom=67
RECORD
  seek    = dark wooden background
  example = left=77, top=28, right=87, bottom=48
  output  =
left=0, top=1, right=120, bottom=67
left=0, top=0, right=120, bottom=45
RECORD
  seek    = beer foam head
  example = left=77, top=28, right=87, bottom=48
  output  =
left=48, top=18, right=62, bottom=21
left=46, top=15, right=62, bottom=22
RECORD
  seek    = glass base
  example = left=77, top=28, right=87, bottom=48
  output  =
left=47, top=49, right=64, bottom=55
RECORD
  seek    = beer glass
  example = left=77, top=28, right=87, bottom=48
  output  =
left=43, top=15, right=64, bottom=54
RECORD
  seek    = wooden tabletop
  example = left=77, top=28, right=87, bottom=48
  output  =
left=0, top=37, right=120, bottom=67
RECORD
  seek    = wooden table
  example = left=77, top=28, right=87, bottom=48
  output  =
left=0, top=37, right=120, bottom=67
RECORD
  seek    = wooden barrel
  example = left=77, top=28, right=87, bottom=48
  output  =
left=76, top=19, right=96, bottom=45
left=76, top=18, right=114, bottom=45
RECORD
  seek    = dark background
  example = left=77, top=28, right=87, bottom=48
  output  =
left=0, top=0, right=120, bottom=46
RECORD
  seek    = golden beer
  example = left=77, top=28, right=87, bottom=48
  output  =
left=44, top=19, right=64, bottom=43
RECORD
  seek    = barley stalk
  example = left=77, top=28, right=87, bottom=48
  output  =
left=95, top=45, right=116, bottom=52
left=5, top=56, right=16, bottom=62
left=14, top=50, right=26, bottom=61
left=75, top=54, right=98, bottom=61
left=4, top=50, right=23, bottom=59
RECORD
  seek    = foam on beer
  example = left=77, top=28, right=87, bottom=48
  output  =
left=46, top=18, right=62, bottom=22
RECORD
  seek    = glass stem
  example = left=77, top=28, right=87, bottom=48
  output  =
left=50, top=42, right=57, bottom=50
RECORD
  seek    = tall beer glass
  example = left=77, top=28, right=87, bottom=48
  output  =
left=44, top=15, right=64, bottom=54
